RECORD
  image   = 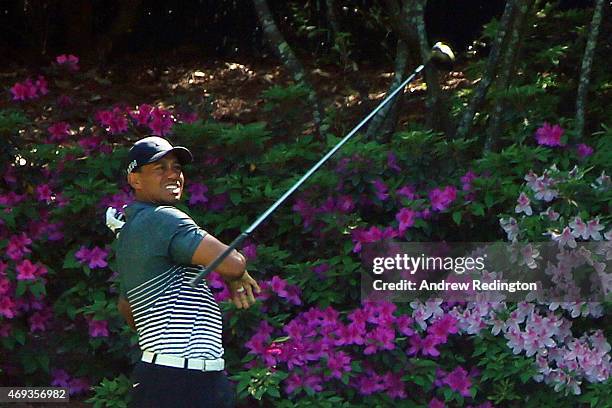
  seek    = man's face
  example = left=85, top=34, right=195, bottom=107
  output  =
left=129, top=153, right=185, bottom=205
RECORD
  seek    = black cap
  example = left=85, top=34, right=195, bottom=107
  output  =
left=126, top=136, right=193, bottom=173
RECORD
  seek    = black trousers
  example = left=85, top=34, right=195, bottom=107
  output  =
left=130, top=361, right=236, bottom=408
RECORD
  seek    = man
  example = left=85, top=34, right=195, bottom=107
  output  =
left=114, top=136, right=260, bottom=408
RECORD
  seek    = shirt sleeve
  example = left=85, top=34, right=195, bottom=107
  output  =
left=156, top=206, right=208, bottom=265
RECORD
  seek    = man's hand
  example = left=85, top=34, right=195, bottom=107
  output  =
left=227, top=271, right=261, bottom=309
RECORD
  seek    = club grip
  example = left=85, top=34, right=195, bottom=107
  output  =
left=189, top=232, right=249, bottom=287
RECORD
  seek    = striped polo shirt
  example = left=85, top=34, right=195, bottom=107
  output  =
left=116, top=201, right=223, bottom=359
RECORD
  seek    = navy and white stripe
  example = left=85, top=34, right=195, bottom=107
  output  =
left=127, top=266, right=223, bottom=359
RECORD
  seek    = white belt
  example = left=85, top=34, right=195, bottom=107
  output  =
left=141, top=351, right=224, bottom=372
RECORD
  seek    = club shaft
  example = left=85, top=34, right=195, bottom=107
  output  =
left=190, top=64, right=425, bottom=287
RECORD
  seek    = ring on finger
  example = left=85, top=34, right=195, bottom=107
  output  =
left=236, top=287, right=245, bottom=293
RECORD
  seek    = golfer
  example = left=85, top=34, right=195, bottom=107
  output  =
left=114, top=136, right=260, bottom=408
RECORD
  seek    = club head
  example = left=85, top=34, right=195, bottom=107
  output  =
left=430, top=42, right=455, bottom=70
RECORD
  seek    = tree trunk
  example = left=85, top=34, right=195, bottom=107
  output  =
left=96, top=0, right=142, bottom=63
left=325, top=0, right=341, bottom=45
left=575, top=0, right=605, bottom=140
left=484, top=0, right=533, bottom=152
left=365, top=39, right=409, bottom=141
left=407, top=0, right=449, bottom=133
left=455, top=0, right=517, bottom=139
left=252, top=0, right=324, bottom=131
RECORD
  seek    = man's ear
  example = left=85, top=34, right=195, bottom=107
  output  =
left=127, top=172, right=141, bottom=191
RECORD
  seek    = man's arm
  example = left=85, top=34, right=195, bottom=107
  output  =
left=190, top=234, right=247, bottom=280
left=117, top=296, right=136, bottom=331
left=190, top=234, right=260, bottom=309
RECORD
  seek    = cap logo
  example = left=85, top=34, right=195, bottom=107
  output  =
left=127, top=160, right=138, bottom=173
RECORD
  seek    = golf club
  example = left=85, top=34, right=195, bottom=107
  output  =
left=190, top=42, right=455, bottom=287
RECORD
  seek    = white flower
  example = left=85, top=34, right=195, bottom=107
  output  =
left=569, top=216, right=588, bottom=239
left=550, top=227, right=577, bottom=248
left=500, top=217, right=519, bottom=241
left=540, top=207, right=560, bottom=221
left=585, top=218, right=604, bottom=241
left=515, top=192, right=532, bottom=215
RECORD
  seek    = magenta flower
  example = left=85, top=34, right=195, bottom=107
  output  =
left=75, top=246, right=108, bottom=269
left=35, top=184, right=54, bottom=202
left=56, top=54, right=80, bottom=71
left=442, top=366, right=472, bottom=397
left=35, top=76, right=49, bottom=95
left=535, top=122, right=565, bottom=146
left=148, top=107, right=174, bottom=136
left=48, top=122, right=71, bottom=143
left=0, top=296, right=17, bottom=318
left=336, top=195, right=355, bottom=213
left=576, top=143, right=594, bottom=158
left=396, top=185, right=417, bottom=199
left=429, top=398, right=445, bottom=408
left=130, top=104, right=154, bottom=126
left=188, top=183, right=209, bottom=206
left=68, top=377, right=90, bottom=395
left=396, top=207, right=417, bottom=233
left=372, top=179, right=389, bottom=201
left=16, top=260, right=40, bottom=281
left=429, top=186, right=457, bottom=211
left=242, top=243, right=257, bottom=260
left=326, top=351, right=352, bottom=379
left=6, top=233, right=32, bottom=260
left=51, top=369, right=71, bottom=388
left=387, top=152, right=401, bottom=172
left=96, top=108, right=129, bottom=134
left=88, top=319, right=109, bottom=337
left=29, top=310, right=51, bottom=333
left=10, top=82, right=30, bottom=100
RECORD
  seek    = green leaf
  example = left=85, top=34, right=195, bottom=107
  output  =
left=452, top=211, right=462, bottom=225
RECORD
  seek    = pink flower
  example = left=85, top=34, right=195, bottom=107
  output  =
left=56, top=54, right=80, bottom=71
left=68, top=377, right=90, bottom=395
left=10, top=82, right=30, bottom=100
left=75, top=246, right=108, bottom=269
left=396, top=185, right=417, bottom=199
left=442, top=366, right=472, bottom=397
left=148, top=108, right=174, bottom=136
left=29, top=310, right=51, bottom=332
left=130, top=104, right=154, bottom=126
left=535, top=122, right=565, bottom=146
left=6, top=233, right=32, bottom=260
left=500, top=217, right=519, bottom=241
left=515, top=192, right=532, bottom=215
left=96, top=108, right=129, bottom=134
left=51, top=369, right=71, bottom=388
left=0, top=296, right=17, bottom=318
left=372, top=179, right=389, bottom=201
left=326, top=351, right=352, bottom=379
left=35, top=76, right=49, bottom=95
left=243, top=243, right=257, bottom=260
left=16, top=260, right=39, bottom=281
left=396, top=208, right=417, bottom=233
left=188, top=183, right=208, bottom=206
left=429, top=186, right=457, bottom=212
left=36, top=184, right=54, bottom=202
left=88, top=319, right=109, bottom=337
left=336, top=195, right=355, bottom=213
left=48, top=122, right=71, bottom=143
left=576, top=143, right=594, bottom=158
left=387, top=152, right=401, bottom=172
left=429, top=398, right=445, bottom=408
left=540, top=207, right=560, bottom=221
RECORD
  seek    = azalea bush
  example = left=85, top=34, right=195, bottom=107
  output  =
left=1, top=8, right=611, bottom=408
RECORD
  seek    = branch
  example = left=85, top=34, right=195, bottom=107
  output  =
left=455, top=0, right=517, bottom=139
left=575, top=0, right=605, bottom=140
